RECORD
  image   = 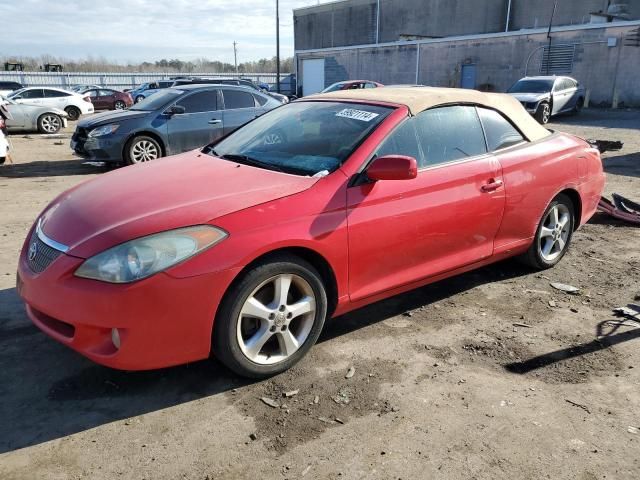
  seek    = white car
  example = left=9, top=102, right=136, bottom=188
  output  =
left=0, top=129, right=8, bottom=164
left=6, top=87, right=94, bottom=121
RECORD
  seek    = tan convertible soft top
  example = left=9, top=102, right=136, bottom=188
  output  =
left=307, top=87, right=551, bottom=142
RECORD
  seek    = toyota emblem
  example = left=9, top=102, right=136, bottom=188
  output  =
left=28, top=242, right=38, bottom=261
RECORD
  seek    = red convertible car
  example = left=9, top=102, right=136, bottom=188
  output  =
left=17, top=88, right=604, bottom=378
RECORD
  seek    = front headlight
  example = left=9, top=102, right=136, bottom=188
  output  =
left=75, top=226, right=228, bottom=283
left=88, top=124, right=120, bottom=137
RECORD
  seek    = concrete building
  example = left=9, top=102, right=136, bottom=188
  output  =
left=294, top=0, right=640, bottom=106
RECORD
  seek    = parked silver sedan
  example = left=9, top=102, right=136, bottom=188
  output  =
left=1, top=97, right=68, bottom=134
left=507, top=76, right=586, bottom=124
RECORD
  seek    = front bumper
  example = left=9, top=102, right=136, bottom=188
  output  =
left=70, top=133, right=126, bottom=163
left=17, top=241, right=240, bottom=370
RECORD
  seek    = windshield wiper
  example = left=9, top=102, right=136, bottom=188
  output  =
left=219, top=153, right=286, bottom=173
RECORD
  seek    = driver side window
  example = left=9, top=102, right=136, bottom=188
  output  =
left=374, top=118, right=424, bottom=167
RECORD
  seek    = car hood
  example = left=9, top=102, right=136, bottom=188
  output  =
left=39, top=151, right=319, bottom=258
left=78, top=109, right=150, bottom=128
left=508, top=92, right=549, bottom=103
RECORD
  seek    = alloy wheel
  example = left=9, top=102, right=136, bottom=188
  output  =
left=236, top=273, right=316, bottom=365
left=542, top=103, right=551, bottom=123
left=130, top=140, right=159, bottom=162
left=41, top=115, right=61, bottom=134
left=537, top=204, right=571, bottom=263
left=115, top=101, right=126, bottom=110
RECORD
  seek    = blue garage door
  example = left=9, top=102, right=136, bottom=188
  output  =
left=461, top=64, right=476, bottom=89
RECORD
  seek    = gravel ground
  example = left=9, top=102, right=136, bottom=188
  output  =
left=0, top=109, right=639, bottom=480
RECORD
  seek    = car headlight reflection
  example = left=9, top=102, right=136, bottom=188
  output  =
left=75, top=226, right=228, bottom=283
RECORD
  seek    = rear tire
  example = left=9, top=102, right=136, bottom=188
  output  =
left=65, top=106, right=81, bottom=121
left=114, top=100, right=127, bottom=110
left=571, top=97, right=584, bottom=115
left=534, top=101, right=551, bottom=124
left=124, top=135, right=162, bottom=165
left=212, top=254, right=328, bottom=378
left=520, top=193, right=575, bottom=270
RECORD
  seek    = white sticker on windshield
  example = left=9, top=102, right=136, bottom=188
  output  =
left=335, top=108, right=380, bottom=122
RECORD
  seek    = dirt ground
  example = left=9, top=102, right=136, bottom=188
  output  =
left=0, top=109, right=639, bottom=480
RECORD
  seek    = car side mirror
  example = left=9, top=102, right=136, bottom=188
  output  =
left=366, top=155, right=418, bottom=181
left=166, top=105, right=186, bottom=116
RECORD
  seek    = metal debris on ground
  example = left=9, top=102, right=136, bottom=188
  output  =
left=260, top=397, right=280, bottom=408
left=513, top=322, right=533, bottom=328
left=598, top=194, right=640, bottom=225
left=587, top=139, right=623, bottom=153
left=345, top=366, right=355, bottom=379
left=550, top=282, right=580, bottom=294
left=565, top=399, right=591, bottom=414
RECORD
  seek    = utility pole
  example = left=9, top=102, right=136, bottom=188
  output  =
left=276, top=0, right=281, bottom=93
left=233, top=41, right=238, bottom=76
left=546, top=0, right=559, bottom=74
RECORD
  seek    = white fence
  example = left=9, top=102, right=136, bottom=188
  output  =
left=0, top=71, right=293, bottom=90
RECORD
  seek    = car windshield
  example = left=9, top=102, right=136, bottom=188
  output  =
left=6, top=88, right=27, bottom=98
left=129, top=89, right=183, bottom=111
left=508, top=80, right=554, bottom=94
left=205, top=101, right=392, bottom=176
left=321, top=82, right=345, bottom=93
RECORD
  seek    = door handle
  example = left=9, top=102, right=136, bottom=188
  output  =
left=208, top=119, right=221, bottom=125
left=481, top=179, right=503, bottom=192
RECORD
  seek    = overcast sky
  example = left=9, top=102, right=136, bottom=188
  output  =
left=1, top=0, right=323, bottom=63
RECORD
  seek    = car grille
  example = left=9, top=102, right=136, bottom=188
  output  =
left=27, top=230, right=63, bottom=274
left=72, top=127, right=89, bottom=154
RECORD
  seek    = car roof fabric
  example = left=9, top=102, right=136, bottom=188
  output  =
left=308, top=87, right=551, bottom=142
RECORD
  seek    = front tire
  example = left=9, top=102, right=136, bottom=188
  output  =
left=37, top=114, right=62, bottom=134
left=213, top=254, right=328, bottom=378
left=65, top=106, right=81, bottom=121
left=134, top=96, right=145, bottom=104
left=521, top=193, right=575, bottom=270
left=124, top=135, right=162, bottom=165
left=534, top=101, right=551, bottom=124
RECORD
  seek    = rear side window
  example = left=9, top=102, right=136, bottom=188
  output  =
left=223, top=89, right=256, bottom=109
left=477, top=108, right=525, bottom=151
left=176, top=91, right=218, bottom=113
left=414, top=106, right=487, bottom=166
left=375, top=118, right=423, bottom=166
left=253, top=93, right=269, bottom=106
left=44, top=89, right=70, bottom=97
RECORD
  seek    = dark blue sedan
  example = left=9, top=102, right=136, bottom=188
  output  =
left=71, top=85, right=281, bottom=165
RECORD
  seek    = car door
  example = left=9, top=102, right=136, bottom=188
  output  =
left=43, top=89, right=72, bottom=109
left=551, top=79, right=572, bottom=114
left=85, top=89, right=103, bottom=109
left=346, top=105, right=505, bottom=301
left=220, top=88, right=258, bottom=136
left=166, top=89, right=223, bottom=154
left=99, top=89, right=117, bottom=109
left=13, top=89, right=44, bottom=105
left=5, top=102, right=27, bottom=128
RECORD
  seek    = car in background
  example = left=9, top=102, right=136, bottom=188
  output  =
left=80, top=88, right=133, bottom=111
left=6, top=87, right=93, bottom=121
left=321, top=80, right=383, bottom=93
left=19, top=87, right=604, bottom=377
left=1, top=97, right=68, bottom=134
left=70, top=84, right=281, bottom=165
left=173, top=78, right=290, bottom=104
left=0, top=120, right=8, bottom=164
left=70, top=84, right=101, bottom=93
left=0, top=81, right=25, bottom=98
left=507, top=76, right=585, bottom=124
left=128, top=80, right=175, bottom=104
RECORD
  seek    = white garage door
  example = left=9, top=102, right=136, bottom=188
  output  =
left=302, top=58, right=325, bottom=96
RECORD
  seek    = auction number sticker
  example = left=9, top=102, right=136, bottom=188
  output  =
left=335, top=108, right=380, bottom=122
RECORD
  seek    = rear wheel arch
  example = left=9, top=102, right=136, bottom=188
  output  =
left=558, top=188, right=582, bottom=230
